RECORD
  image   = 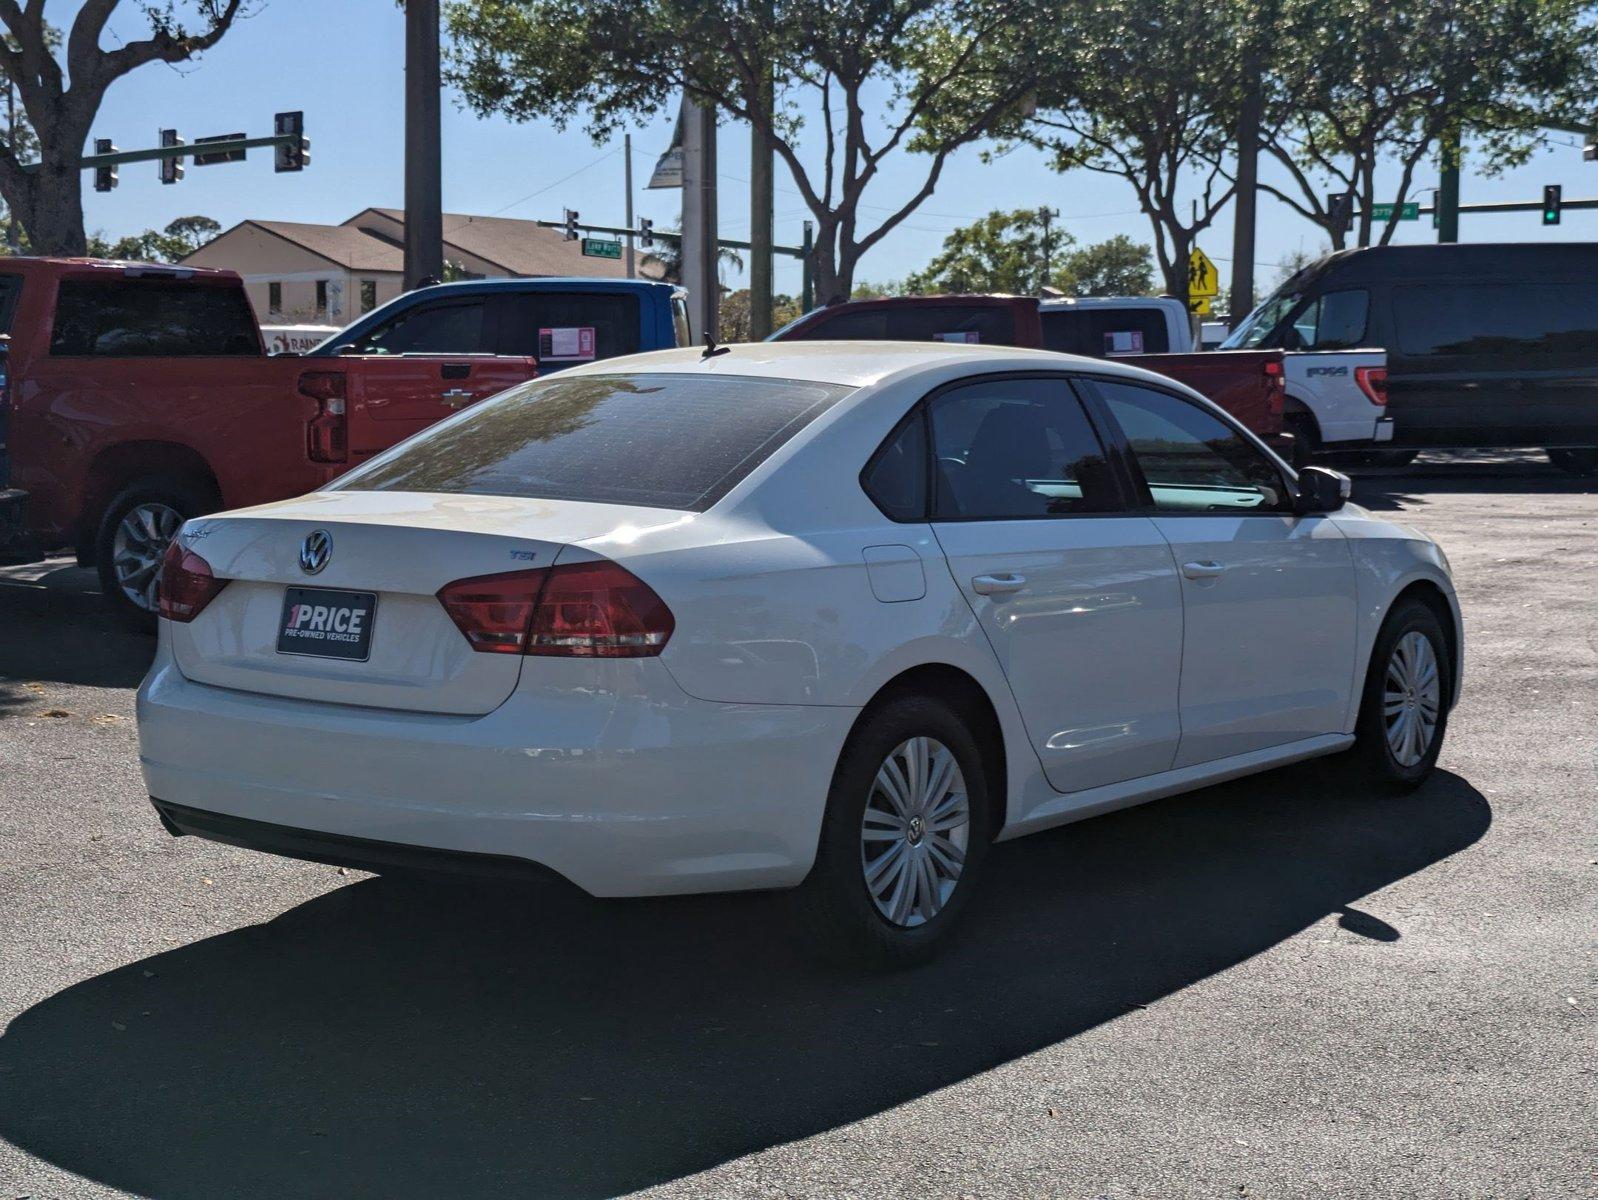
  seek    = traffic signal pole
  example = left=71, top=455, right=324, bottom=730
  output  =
left=1437, top=128, right=1461, bottom=244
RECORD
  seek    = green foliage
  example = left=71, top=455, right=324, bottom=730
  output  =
left=897, top=210, right=1154, bottom=297
left=87, top=215, right=221, bottom=263
left=640, top=229, right=744, bottom=287
left=719, top=289, right=803, bottom=341
left=445, top=0, right=1051, bottom=302
left=1262, top=0, right=1598, bottom=248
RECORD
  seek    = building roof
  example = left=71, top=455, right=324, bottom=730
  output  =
left=247, top=220, right=406, bottom=272
left=356, top=208, right=631, bottom=278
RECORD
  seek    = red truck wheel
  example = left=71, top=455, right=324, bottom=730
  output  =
left=94, top=478, right=215, bottom=629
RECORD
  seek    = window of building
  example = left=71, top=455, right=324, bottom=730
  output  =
left=267, top=281, right=282, bottom=314
left=315, top=280, right=328, bottom=315
left=360, top=280, right=377, bottom=314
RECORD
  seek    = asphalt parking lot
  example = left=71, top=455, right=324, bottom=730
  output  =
left=0, top=453, right=1593, bottom=1199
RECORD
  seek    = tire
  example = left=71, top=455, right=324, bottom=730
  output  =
left=1546, top=447, right=1598, bottom=477
left=95, top=476, right=215, bottom=630
left=1285, top=414, right=1321, bottom=469
left=1348, top=598, right=1451, bottom=793
left=789, top=693, right=993, bottom=968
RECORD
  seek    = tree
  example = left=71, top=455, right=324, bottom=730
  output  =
left=1261, top=0, right=1598, bottom=250
left=898, top=209, right=1155, bottom=296
left=902, top=208, right=1072, bottom=295
left=1059, top=234, right=1154, bottom=297
left=1026, top=0, right=1243, bottom=306
left=719, top=288, right=802, bottom=341
left=640, top=228, right=744, bottom=286
left=446, top=0, right=1051, bottom=304
left=88, top=215, right=220, bottom=262
left=0, top=2, right=244, bottom=255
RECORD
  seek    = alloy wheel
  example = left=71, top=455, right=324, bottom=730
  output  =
left=1383, top=630, right=1441, bottom=768
left=111, top=502, right=184, bottom=613
left=860, top=736, right=971, bottom=927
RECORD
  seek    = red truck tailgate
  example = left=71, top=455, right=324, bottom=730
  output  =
left=334, top=355, right=540, bottom=460
left=1129, top=350, right=1286, bottom=440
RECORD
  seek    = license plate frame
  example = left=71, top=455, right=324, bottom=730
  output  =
left=276, top=586, right=378, bottom=662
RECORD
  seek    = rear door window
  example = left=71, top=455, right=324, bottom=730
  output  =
left=49, top=278, right=259, bottom=356
left=1393, top=282, right=1598, bottom=357
left=334, top=372, right=853, bottom=511
left=348, top=298, right=491, bottom=355
left=1042, top=308, right=1171, bottom=357
left=493, top=291, right=642, bottom=363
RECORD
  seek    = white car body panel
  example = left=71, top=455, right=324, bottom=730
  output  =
left=137, top=342, right=1462, bottom=897
left=1284, top=349, right=1391, bottom=445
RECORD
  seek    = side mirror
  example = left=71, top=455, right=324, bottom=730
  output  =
left=1295, top=465, right=1351, bottom=514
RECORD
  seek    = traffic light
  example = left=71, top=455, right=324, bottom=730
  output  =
left=563, top=209, right=579, bottom=241
left=158, top=128, right=184, bottom=184
left=1543, top=184, right=1562, bottom=225
left=638, top=217, right=653, bottom=248
left=93, top=138, right=118, bottom=192
left=274, top=111, right=309, bottom=172
left=1327, top=191, right=1353, bottom=234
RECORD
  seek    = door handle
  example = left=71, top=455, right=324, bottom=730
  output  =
left=971, top=573, right=1026, bottom=596
left=441, top=362, right=471, bottom=380
left=1181, top=560, right=1225, bottom=581
left=440, top=388, right=473, bottom=409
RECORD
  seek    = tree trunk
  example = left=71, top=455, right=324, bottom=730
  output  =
left=812, top=222, right=847, bottom=306
left=17, top=155, right=87, bottom=255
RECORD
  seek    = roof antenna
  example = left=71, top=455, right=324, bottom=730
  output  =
left=702, top=332, right=730, bottom=359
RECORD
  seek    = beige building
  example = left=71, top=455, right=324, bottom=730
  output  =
left=181, top=207, right=634, bottom=325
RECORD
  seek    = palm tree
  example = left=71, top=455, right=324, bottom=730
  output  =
left=642, top=227, right=744, bottom=285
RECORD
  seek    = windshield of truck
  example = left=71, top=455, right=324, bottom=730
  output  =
left=49, top=278, right=259, bottom=356
left=1221, top=288, right=1300, bottom=350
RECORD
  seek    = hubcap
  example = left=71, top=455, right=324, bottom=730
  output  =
left=111, top=502, right=184, bottom=612
left=1383, top=630, right=1441, bottom=768
left=860, top=736, right=970, bottom=928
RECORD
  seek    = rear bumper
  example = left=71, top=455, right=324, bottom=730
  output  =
left=0, top=487, right=35, bottom=558
left=137, top=652, right=858, bottom=897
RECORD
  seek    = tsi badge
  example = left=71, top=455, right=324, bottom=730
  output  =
left=299, top=528, right=333, bottom=575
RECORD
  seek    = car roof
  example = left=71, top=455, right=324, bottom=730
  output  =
left=1037, top=295, right=1184, bottom=311
left=551, top=339, right=1202, bottom=391
left=395, top=276, right=685, bottom=298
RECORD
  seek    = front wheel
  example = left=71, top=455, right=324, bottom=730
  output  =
left=1546, top=447, right=1598, bottom=477
left=1348, top=599, right=1451, bottom=793
left=95, top=478, right=213, bottom=629
left=789, top=693, right=992, bottom=968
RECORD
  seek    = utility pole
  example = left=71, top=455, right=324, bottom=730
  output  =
left=800, top=220, right=814, bottom=312
left=623, top=132, right=635, bottom=279
left=1229, top=51, right=1263, bottom=320
left=1037, top=207, right=1057, bottom=292
left=403, top=0, right=444, bottom=289
left=681, top=96, right=719, bottom=342
left=5, top=80, right=17, bottom=250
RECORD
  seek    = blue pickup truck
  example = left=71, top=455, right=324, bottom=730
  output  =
left=306, top=276, right=691, bottom=369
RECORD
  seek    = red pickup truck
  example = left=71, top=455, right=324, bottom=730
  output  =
left=0, top=258, right=539, bottom=621
left=771, top=294, right=1287, bottom=440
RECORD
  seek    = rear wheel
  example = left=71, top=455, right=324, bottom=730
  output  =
left=790, top=693, right=991, bottom=968
left=95, top=477, right=214, bottom=629
left=1546, top=447, right=1598, bottom=476
left=1348, top=599, right=1450, bottom=793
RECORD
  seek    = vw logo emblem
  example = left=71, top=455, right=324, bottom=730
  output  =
left=299, top=529, right=332, bottom=575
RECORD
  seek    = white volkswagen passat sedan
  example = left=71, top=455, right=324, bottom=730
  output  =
left=137, top=342, right=1461, bottom=964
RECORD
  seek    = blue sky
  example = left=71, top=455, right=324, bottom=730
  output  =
left=82, top=0, right=1598, bottom=302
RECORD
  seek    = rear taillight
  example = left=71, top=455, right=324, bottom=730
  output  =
left=436, top=559, right=675, bottom=658
left=300, top=370, right=347, bottom=463
left=1264, top=359, right=1286, bottom=416
left=1355, top=365, right=1388, bottom=406
left=157, top=541, right=227, bottom=622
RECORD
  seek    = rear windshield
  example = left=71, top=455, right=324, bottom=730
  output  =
left=50, top=278, right=260, bottom=356
left=798, top=304, right=1018, bottom=345
left=494, top=292, right=641, bottom=362
left=334, top=372, right=854, bottom=511
left=1042, top=307, right=1171, bottom=356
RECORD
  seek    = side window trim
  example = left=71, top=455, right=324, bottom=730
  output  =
left=1076, top=374, right=1295, bottom=516
left=859, top=370, right=1139, bottom=524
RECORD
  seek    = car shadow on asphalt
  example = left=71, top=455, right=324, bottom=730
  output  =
left=0, top=602, right=153, bottom=706
left=0, top=765, right=1490, bottom=1199
left=1345, top=454, right=1597, bottom=512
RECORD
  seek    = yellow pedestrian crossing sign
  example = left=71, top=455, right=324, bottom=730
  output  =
left=1188, top=247, right=1219, bottom=314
